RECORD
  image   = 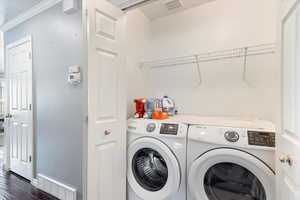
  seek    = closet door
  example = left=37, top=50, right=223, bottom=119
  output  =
left=278, top=0, right=300, bottom=199
left=86, top=0, right=127, bottom=199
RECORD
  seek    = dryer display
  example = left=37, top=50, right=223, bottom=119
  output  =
left=248, top=131, right=275, bottom=147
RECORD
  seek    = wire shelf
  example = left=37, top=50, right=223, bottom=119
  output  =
left=140, top=43, right=276, bottom=83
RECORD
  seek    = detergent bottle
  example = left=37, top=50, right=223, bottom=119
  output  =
left=162, top=95, right=176, bottom=116
left=134, top=99, right=145, bottom=118
left=143, top=99, right=155, bottom=119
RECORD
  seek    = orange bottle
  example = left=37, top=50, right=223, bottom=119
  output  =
left=152, top=110, right=161, bottom=120
left=152, top=111, right=169, bottom=120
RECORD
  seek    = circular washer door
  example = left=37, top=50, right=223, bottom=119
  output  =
left=188, top=149, right=275, bottom=200
left=128, top=137, right=181, bottom=200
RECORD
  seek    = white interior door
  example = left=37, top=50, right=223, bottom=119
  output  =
left=87, top=0, right=127, bottom=199
left=279, top=0, right=300, bottom=199
left=6, top=36, right=33, bottom=180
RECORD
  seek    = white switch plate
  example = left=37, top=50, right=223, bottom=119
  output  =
left=68, top=73, right=81, bottom=85
left=68, top=65, right=81, bottom=85
left=68, top=65, right=80, bottom=73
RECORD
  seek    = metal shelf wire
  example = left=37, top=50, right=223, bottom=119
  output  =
left=140, top=43, right=276, bottom=83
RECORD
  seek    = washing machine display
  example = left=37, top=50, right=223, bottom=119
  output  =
left=204, top=162, right=266, bottom=200
left=132, top=148, right=168, bottom=192
left=160, top=123, right=179, bottom=135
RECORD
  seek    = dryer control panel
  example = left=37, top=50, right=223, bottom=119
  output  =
left=248, top=131, right=275, bottom=147
left=188, top=125, right=276, bottom=150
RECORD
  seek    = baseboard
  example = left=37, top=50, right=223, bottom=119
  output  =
left=36, top=174, right=77, bottom=200
left=2, top=164, right=9, bottom=171
left=31, top=178, right=39, bottom=188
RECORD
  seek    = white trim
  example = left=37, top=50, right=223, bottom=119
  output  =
left=81, top=1, right=88, bottom=200
left=0, top=32, right=4, bottom=74
left=281, top=0, right=299, bottom=21
left=2, top=163, right=9, bottom=171
left=37, top=174, right=77, bottom=200
left=31, top=178, right=39, bottom=188
left=0, top=0, right=63, bottom=32
left=6, top=36, right=32, bottom=50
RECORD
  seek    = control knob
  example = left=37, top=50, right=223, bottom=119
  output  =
left=146, top=123, right=156, bottom=133
left=224, top=131, right=240, bottom=142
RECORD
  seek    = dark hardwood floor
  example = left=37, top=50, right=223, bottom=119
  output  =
left=0, top=170, right=58, bottom=200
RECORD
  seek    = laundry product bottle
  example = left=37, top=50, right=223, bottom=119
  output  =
left=162, top=95, right=176, bottom=116
left=144, top=99, right=155, bottom=119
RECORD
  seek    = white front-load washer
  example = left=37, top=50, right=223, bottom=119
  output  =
left=127, top=118, right=188, bottom=200
left=186, top=117, right=276, bottom=200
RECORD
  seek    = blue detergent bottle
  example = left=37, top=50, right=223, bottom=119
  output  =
left=143, top=99, right=155, bottom=119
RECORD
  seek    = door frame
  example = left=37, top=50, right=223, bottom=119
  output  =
left=278, top=0, right=300, bottom=199
left=81, top=1, right=88, bottom=199
left=4, top=35, right=35, bottom=180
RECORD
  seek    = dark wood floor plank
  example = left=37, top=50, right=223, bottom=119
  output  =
left=0, top=170, right=58, bottom=200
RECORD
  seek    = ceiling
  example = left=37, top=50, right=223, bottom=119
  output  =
left=139, top=0, right=216, bottom=20
left=0, top=0, right=215, bottom=26
left=0, top=0, right=42, bottom=26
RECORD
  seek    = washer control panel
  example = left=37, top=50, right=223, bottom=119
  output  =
left=248, top=131, right=275, bottom=147
left=160, top=123, right=179, bottom=135
left=224, top=131, right=240, bottom=142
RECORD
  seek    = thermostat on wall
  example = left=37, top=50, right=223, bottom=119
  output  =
left=68, top=65, right=81, bottom=85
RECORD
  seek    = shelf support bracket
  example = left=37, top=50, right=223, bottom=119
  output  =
left=243, top=47, right=248, bottom=81
left=195, top=55, right=202, bottom=84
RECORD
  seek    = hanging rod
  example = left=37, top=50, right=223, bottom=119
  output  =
left=140, top=43, right=276, bottom=68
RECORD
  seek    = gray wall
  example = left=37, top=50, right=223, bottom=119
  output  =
left=5, top=3, right=85, bottom=199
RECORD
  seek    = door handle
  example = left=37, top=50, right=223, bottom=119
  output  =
left=5, top=114, right=13, bottom=119
left=279, top=156, right=286, bottom=163
left=279, top=155, right=293, bottom=166
left=104, top=129, right=111, bottom=136
left=286, top=155, right=293, bottom=166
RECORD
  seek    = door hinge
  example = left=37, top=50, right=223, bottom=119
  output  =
left=29, top=156, right=32, bottom=162
left=28, top=52, right=32, bottom=60
left=29, top=104, right=32, bottom=110
left=85, top=9, right=88, bottom=17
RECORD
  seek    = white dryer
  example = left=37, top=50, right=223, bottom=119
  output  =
left=186, top=117, right=276, bottom=200
left=127, top=118, right=188, bottom=200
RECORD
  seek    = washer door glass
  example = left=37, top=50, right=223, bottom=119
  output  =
left=132, top=148, right=168, bottom=191
left=204, top=162, right=266, bottom=200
